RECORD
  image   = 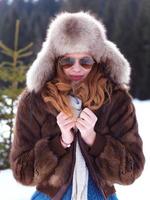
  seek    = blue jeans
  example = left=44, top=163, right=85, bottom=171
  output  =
left=31, top=176, right=119, bottom=200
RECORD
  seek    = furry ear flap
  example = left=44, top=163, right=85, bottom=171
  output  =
left=101, top=40, right=131, bottom=85
left=26, top=42, right=55, bottom=93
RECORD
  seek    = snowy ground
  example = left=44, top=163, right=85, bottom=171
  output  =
left=0, top=99, right=149, bottom=200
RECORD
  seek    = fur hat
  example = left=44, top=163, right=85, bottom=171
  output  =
left=26, top=11, right=131, bottom=92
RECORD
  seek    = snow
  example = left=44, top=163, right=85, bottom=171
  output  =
left=0, top=169, right=35, bottom=200
left=0, top=100, right=149, bottom=200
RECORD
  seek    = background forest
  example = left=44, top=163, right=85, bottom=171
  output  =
left=0, top=0, right=150, bottom=169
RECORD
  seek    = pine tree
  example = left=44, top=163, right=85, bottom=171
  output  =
left=0, top=20, right=33, bottom=169
left=131, top=0, right=150, bottom=99
left=61, top=0, right=101, bottom=13
left=99, top=0, right=121, bottom=38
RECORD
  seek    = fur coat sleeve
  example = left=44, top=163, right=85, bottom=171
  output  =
left=9, top=90, right=69, bottom=186
left=81, top=88, right=145, bottom=185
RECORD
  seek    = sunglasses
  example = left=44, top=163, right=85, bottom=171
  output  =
left=58, top=56, right=96, bottom=69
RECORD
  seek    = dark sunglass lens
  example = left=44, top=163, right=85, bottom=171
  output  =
left=80, top=57, right=95, bottom=68
left=59, top=57, right=75, bottom=68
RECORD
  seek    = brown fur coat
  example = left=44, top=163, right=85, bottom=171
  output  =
left=10, top=86, right=145, bottom=200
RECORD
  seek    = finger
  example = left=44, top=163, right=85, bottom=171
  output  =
left=57, top=112, right=68, bottom=120
left=57, top=112, right=74, bottom=123
left=76, top=118, right=89, bottom=127
left=79, top=111, right=91, bottom=123
left=76, top=121, right=85, bottom=132
left=82, top=108, right=97, bottom=121
left=60, top=118, right=76, bottom=126
left=82, top=108, right=94, bottom=117
left=76, top=122, right=89, bottom=136
left=57, top=112, right=64, bottom=121
left=64, top=121, right=76, bottom=130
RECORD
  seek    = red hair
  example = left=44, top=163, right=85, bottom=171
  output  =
left=41, top=63, right=112, bottom=116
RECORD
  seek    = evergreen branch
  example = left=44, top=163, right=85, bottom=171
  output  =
left=1, top=87, right=23, bottom=95
left=0, top=113, right=14, bottom=120
left=18, top=43, right=33, bottom=54
left=0, top=62, right=13, bottom=67
left=1, top=50, right=13, bottom=57
left=0, top=41, right=13, bottom=54
left=16, top=60, right=24, bottom=66
left=18, top=51, right=33, bottom=58
left=14, top=20, right=20, bottom=51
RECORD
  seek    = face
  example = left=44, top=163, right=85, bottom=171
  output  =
left=58, top=53, right=95, bottom=83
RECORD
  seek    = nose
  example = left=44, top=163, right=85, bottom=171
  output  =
left=71, top=60, right=81, bottom=72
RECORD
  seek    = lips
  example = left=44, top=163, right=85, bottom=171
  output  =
left=69, top=75, right=84, bottom=81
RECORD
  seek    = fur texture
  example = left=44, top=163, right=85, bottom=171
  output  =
left=26, top=11, right=131, bottom=93
left=10, top=88, right=145, bottom=199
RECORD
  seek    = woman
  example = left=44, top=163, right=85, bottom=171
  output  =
left=10, top=12, right=145, bottom=200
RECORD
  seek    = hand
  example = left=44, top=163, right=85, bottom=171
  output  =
left=57, top=112, right=76, bottom=147
left=76, top=108, right=97, bottom=146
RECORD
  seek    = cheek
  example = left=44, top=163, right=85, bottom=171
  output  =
left=84, top=69, right=92, bottom=77
left=63, top=69, right=70, bottom=76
